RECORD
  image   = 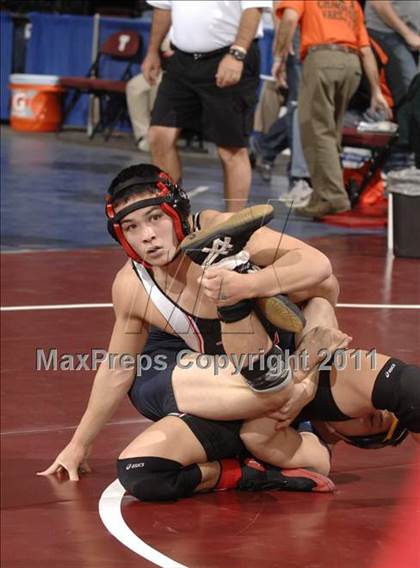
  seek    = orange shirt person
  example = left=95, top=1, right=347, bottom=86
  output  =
left=276, top=0, right=371, bottom=59
left=273, top=0, right=390, bottom=115
left=272, top=0, right=391, bottom=219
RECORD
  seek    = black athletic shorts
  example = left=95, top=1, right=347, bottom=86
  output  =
left=128, top=329, right=246, bottom=462
left=151, top=41, right=260, bottom=147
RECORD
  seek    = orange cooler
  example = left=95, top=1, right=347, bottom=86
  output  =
left=9, top=74, right=64, bottom=132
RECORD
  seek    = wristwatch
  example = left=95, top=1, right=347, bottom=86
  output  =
left=229, top=46, right=247, bottom=61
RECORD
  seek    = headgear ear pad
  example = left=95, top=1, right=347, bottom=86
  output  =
left=105, top=167, right=191, bottom=263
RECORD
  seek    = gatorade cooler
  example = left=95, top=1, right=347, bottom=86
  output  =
left=9, top=74, right=64, bottom=132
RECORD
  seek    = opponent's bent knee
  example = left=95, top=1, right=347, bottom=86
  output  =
left=117, top=456, right=202, bottom=501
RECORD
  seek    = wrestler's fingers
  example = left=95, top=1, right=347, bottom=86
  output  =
left=274, top=419, right=293, bottom=431
left=67, top=467, right=80, bottom=482
left=79, top=461, right=92, bottom=473
left=37, top=461, right=62, bottom=476
left=266, top=409, right=287, bottom=421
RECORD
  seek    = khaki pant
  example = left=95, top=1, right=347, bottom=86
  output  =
left=254, top=79, right=284, bottom=134
left=299, top=50, right=361, bottom=206
left=126, top=72, right=162, bottom=143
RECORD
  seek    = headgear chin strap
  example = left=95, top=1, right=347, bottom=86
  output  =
left=105, top=172, right=191, bottom=266
left=339, top=416, right=408, bottom=450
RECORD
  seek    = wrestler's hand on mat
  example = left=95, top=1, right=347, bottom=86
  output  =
left=215, top=55, right=244, bottom=88
left=199, top=268, right=251, bottom=306
left=37, top=441, right=92, bottom=481
left=141, top=51, right=161, bottom=86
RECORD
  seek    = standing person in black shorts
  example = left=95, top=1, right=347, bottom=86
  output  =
left=142, top=0, right=272, bottom=212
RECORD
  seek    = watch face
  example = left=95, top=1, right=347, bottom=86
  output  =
left=229, top=48, right=246, bottom=61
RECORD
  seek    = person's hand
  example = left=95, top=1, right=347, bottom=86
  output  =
left=215, top=54, right=244, bottom=88
left=370, top=89, right=392, bottom=120
left=199, top=268, right=252, bottom=306
left=403, top=30, right=420, bottom=50
left=141, top=51, right=162, bottom=86
left=37, top=441, right=92, bottom=481
left=266, top=380, right=315, bottom=430
left=271, top=57, right=287, bottom=89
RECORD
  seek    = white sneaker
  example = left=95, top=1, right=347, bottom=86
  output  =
left=279, top=179, right=313, bottom=206
left=137, top=137, right=150, bottom=152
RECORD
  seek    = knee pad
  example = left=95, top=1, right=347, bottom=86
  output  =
left=117, top=456, right=201, bottom=502
left=372, top=358, right=420, bottom=433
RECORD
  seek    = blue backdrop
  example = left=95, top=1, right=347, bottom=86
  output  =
left=0, top=12, right=14, bottom=121
left=1, top=12, right=274, bottom=128
left=25, top=13, right=94, bottom=126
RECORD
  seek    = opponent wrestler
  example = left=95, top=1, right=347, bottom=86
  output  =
left=39, top=164, right=419, bottom=502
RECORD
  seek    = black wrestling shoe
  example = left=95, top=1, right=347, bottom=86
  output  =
left=180, top=204, right=274, bottom=267
left=237, top=458, right=335, bottom=493
left=181, top=204, right=305, bottom=333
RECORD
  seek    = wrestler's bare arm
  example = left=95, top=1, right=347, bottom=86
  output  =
left=38, top=265, right=149, bottom=480
left=198, top=210, right=333, bottom=304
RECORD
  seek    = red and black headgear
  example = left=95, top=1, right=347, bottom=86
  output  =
left=105, top=164, right=191, bottom=264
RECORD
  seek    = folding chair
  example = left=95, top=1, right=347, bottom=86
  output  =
left=59, top=30, right=142, bottom=140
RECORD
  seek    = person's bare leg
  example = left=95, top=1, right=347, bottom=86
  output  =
left=118, top=416, right=221, bottom=493
left=149, top=125, right=182, bottom=182
left=221, top=312, right=272, bottom=364
left=173, top=301, right=344, bottom=421
left=172, top=356, right=292, bottom=421
left=118, top=417, right=332, bottom=496
left=240, top=419, right=331, bottom=475
left=217, top=146, right=251, bottom=212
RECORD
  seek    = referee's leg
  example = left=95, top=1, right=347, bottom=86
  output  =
left=149, top=125, right=182, bottom=182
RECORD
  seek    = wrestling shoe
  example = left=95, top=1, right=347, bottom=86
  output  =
left=238, top=457, right=335, bottom=493
left=256, top=295, right=305, bottom=334
left=180, top=204, right=274, bottom=267
left=181, top=204, right=305, bottom=332
left=236, top=261, right=306, bottom=333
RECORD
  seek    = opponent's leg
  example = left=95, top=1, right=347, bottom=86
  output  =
left=118, top=416, right=212, bottom=500
left=117, top=415, right=334, bottom=501
left=240, top=418, right=331, bottom=476
left=172, top=356, right=293, bottom=420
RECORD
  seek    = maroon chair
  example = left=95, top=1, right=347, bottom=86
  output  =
left=59, top=30, right=142, bottom=140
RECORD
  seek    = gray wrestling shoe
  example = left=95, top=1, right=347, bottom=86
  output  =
left=257, top=295, right=306, bottom=334
left=235, top=259, right=306, bottom=333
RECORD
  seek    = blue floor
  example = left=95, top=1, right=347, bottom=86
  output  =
left=1, top=126, right=385, bottom=251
